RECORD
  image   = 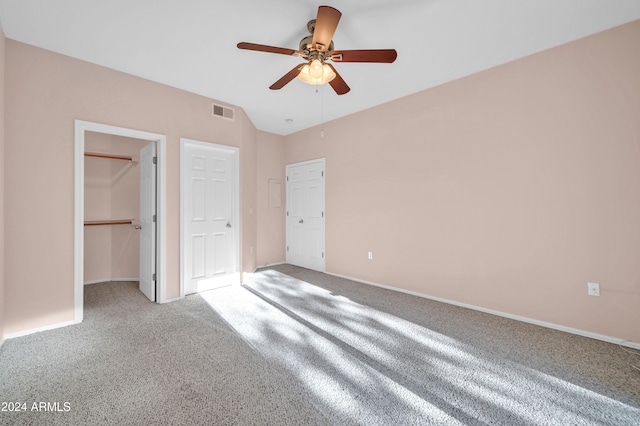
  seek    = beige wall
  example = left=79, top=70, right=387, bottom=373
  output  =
left=241, top=123, right=258, bottom=278
left=84, top=132, right=148, bottom=283
left=285, top=21, right=640, bottom=342
left=3, top=20, right=639, bottom=345
left=4, top=40, right=259, bottom=335
left=0, top=27, right=6, bottom=342
left=256, top=131, right=286, bottom=266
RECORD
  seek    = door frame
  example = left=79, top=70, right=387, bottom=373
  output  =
left=74, top=120, right=167, bottom=323
left=179, top=138, right=240, bottom=297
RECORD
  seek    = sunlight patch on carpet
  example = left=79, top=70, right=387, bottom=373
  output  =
left=199, top=269, right=640, bottom=425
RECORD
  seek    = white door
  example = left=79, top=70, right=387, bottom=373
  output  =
left=182, top=140, right=238, bottom=295
left=139, top=142, right=157, bottom=301
left=286, top=158, right=325, bottom=271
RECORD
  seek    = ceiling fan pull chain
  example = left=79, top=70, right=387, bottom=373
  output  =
left=320, top=84, right=325, bottom=137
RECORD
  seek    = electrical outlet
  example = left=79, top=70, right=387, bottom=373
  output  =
left=587, top=282, right=600, bottom=296
left=368, top=251, right=373, bottom=260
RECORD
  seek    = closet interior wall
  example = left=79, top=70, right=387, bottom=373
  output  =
left=84, top=132, right=148, bottom=284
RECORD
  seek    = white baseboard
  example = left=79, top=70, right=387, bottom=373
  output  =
left=326, top=271, right=640, bottom=351
left=0, top=338, right=5, bottom=351
left=84, top=278, right=140, bottom=285
left=255, top=262, right=285, bottom=271
left=249, top=262, right=287, bottom=282
left=4, top=319, right=80, bottom=340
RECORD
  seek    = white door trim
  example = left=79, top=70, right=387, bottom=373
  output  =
left=74, top=120, right=167, bottom=324
left=179, top=138, right=240, bottom=298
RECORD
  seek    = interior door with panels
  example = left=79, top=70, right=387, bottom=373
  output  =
left=181, top=139, right=239, bottom=295
left=286, top=158, right=325, bottom=272
left=139, top=141, right=157, bottom=301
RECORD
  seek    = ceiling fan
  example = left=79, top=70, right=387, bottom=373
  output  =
left=237, top=5, right=397, bottom=95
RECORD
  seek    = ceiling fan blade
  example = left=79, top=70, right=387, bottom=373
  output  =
left=329, top=49, right=398, bottom=63
left=312, top=6, right=341, bottom=52
left=270, top=64, right=306, bottom=90
left=326, top=64, right=350, bottom=95
left=237, top=42, right=301, bottom=57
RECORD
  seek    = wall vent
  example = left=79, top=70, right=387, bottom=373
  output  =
left=212, top=103, right=235, bottom=121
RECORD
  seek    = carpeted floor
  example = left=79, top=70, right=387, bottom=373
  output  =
left=1, top=264, right=639, bottom=425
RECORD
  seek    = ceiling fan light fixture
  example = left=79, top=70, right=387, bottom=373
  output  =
left=309, top=59, right=324, bottom=79
left=298, top=60, right=336, bottom=85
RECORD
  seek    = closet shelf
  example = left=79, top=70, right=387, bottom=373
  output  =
left=84, top=219, right=134, bottom=226
left=84, top=152, right=134, bottom=162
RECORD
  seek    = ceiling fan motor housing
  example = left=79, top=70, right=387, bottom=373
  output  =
left=299, top=35, right=334, bottom=57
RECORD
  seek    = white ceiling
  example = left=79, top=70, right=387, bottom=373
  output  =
left=1, top=1, right=639, bottom=135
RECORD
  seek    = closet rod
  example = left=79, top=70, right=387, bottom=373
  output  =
left=84, top=219, right=133, bottom=226
left=84, top=152, right=133, bottom=161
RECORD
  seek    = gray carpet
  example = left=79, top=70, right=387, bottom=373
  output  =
left=1, top=265, right=639, bottom=425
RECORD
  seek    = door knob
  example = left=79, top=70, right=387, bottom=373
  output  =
left=299, top=219, right=304, bottom=224
left=226, top=223, right=232, bottom=228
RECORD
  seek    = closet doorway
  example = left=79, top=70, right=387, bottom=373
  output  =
left=74, top=120, right=167, bottom=324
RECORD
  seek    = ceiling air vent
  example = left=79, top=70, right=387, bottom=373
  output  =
left=212, top=103, right=235, bottom=121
